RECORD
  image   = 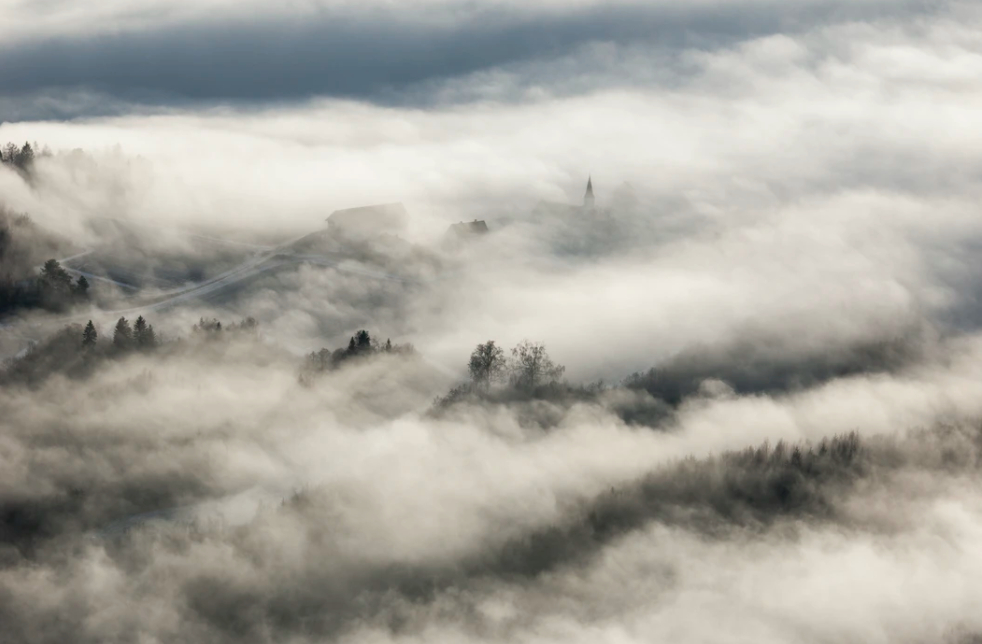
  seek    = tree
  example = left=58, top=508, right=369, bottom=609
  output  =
left=468, top=340, right=507, bottom=389
left=15, top=142, right=34, bottom=169
left=113, top=317, right=133, bottom=350
left=39, top=259, right=72, bottom=292
left=509, top=340, right=565, bottom=390
left=1, top=143, right=17, bottom=165
left=73, top=275, right=90, bottom=299
left=134, top=315, right=156, bottom=349
left=355, top=330, right=372, bottom=353
left=144, top=324, right=156, bottom=348
left=192, top=317, right=222, bottom=336
left=82, top=320, right=98, bottom=348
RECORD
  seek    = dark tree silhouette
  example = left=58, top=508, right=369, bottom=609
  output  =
left=39, top=259, right=72, bottom=292
left=0, top=143, right=17, bottom=164
left=15, top=142, right=34, bottom=169
left=82, top=321, right=97, bottom=348
left=193, top=318, right=222, bottom=336
left=355, top=330, right=372, bottom=353
left=469, top=340, right=507, bottom=389
left=300, top=330, right=414, bottom=384
left=73, top=275, right=89, bottom=299
left=509, top=340, right=565, bottom=390
left=134, top=315, right=156, bottom=349
left=113, top=317, right=133, bottom=350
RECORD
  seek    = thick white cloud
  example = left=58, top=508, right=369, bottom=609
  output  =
left=2, top=1, right=982, bottom=641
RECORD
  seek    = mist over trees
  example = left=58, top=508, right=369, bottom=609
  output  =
left=300, top=329, right=414, bottom=384
left=2, top=1, right=982, bottom=638
left=0, top=141, right=48, bottom=172
left=0, top=203, right=82, bottom=315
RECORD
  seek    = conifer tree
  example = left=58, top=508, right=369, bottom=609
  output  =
left=73, top=275, right=90, bottom=298
left=134, top=316, right=156, bottom=349
left=82, top=320, right=98, bottom=348
left=113, top=317, right=133, bottom=350
left=134, top=315, right=147, bottom=338
left=15, top=142, right=34, bottom=169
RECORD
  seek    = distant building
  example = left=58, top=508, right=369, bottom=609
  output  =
left=327, top=203, right=408, bottom=239
left=447, top=220, right=489, bottom=237
left=532, top=177, right=605, bottom=218
left=443, top=219, right=489, bottom=250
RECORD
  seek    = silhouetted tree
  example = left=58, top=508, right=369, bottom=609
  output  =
left=113, top=317, right=133, bottom=350
left=72, top=275, right=89, bottom=299
left=509, top=340, right=565, bottom=390
left=134, top=315, right=156, bottom=349
left=39, top=259, right=72, bottom=292
left=1, top=143, right=17, bottom=165
left=37, top=258, right=74, bottom=309
left=469, top=340, right=507, bottom=389
left=228, top=316, right=259, bottom=337
left=15, top=142, right=34, bottom=169
left=82, top=320, right=97, bottom=348
left=192, top=317, right=222, bottom=337
left=300, top=330, right=413, bottom=384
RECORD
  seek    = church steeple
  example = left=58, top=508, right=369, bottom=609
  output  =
left=583, top=176, right=595, bottom=208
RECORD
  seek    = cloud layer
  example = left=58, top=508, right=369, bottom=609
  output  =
left=2, top=0, right=982, bottom=642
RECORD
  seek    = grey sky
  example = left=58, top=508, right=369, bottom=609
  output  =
left=0, top=0, right=960, bottom=120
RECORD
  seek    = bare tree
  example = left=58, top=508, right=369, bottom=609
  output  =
left=509, top=340, right=565, bottom=390
left=468, top=340, right=506, bottom=389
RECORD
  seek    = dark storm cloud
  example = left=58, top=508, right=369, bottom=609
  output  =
left=0, top=0, right=951, bottom=120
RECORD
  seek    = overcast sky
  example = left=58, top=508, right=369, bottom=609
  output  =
left=0, top=0, right=975, bottom=119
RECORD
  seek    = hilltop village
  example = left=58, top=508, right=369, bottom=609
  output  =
left=324, top=177, right=636, bottom=250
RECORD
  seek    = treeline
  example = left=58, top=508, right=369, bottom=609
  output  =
left=2, top=313, right=161, bottom=385
left=0, top=203, right=79, bottom=316
left=0, top=315, right=266, bottom=386
left=0, top=141, right=51, bottom=172
left=300, top=329, right=414, bottom=384
left=191, top=316, right=260, bottom=339
left=0, top=258, right=90, bottom=316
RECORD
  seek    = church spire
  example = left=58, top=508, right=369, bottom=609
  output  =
left=583, top=176, right=595, bottom=208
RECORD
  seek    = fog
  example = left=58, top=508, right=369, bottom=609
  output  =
left=2, top=0, right=982, bottom=641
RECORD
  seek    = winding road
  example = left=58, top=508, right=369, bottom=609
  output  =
left=11, top=220, right=433, bottom=353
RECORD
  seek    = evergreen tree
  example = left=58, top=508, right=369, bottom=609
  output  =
left=15, top=142, right=34, bottom=169
left=134, top=315, right=147, bottom=338
left=143, top=324, right=156, bottom=348
left=73, top=275, right=90, bottom=298
left=134, top=315, right=156, bottom=349
left=1, top=143, right=17, bottom=164
left=82, top=320, right=98, bottom=348
left=39, top=259, right=72, bottom=292
left=113, top=317, right=133, bottom=350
